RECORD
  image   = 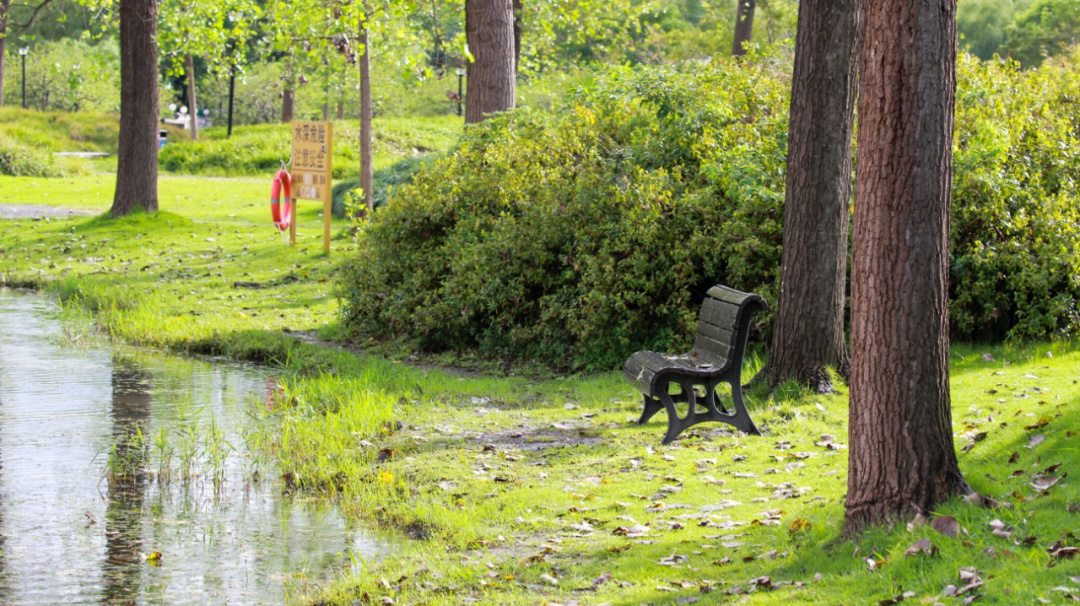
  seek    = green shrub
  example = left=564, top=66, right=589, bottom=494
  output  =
left=340, top=59, right=790, bottom=369
left=0, top=134, right=65, bottom=177
left=340, top=52, right=1080, bottom=369
left=950, top=52, right=1080, bottom=339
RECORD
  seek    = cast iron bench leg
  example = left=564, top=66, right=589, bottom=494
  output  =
left=654, top=376, right=761, bottom=444
left=727, top=379, right=761, bottom=436
left=638, top=394, right=663, bottom=425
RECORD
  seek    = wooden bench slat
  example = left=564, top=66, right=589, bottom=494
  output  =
left=699, top=298, right=740, bottom=328
left=692, top=334, right=731, bottom=365
left=695, top=321, right=735, bottom=350
left=706, top=285, right=759, bottom=307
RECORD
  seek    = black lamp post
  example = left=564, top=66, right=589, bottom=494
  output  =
left=455, top=67, right=465, bottom=117
left=18, top=47, right=29, bottom=109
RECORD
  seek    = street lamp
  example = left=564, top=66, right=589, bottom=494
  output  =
left=455, top=67, right=465, bottom=117
left=17, top=47, right=28, bottom=109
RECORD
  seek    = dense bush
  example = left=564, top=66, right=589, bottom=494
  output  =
left=950, top=51, right=1080, bottom=339
left=340, top=51, right=1080, bottom=369
left=0, top=134, right=64, bottom=177
left=340, top=58, right=791, bottom=368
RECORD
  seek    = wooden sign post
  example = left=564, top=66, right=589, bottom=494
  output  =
left=290, top=121, right=334, bottom=252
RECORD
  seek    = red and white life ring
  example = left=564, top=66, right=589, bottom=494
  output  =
left=270, top=169, right=293, bottom=231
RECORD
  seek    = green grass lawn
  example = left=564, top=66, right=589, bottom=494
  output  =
left=1, top=107, right=462, bottom=179
left=1, top=174, right=1078, bottom=605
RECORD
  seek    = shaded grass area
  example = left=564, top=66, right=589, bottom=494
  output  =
left=0, top=107, right=120, bottom=153
left=2, top=174, right=1078, bottom=605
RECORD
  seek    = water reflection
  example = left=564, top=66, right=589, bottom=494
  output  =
left=103, top=358, right=152, bottom=605
left=0, top=290, right=384, bottom=605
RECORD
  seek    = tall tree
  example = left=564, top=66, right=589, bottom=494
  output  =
left=110, top=0, right=159, bottom=217
left=845, top=0, right=966, bottom=530
left=763, top=0, right=859, bottom=392
left=732, top=0, right=755, bottom=56
left=0, top=0, right=9, bottom=107
left=358, top=13, right=373, bottom=213
left=464, top=0, right=514, bottom=123
left=512, top=0, right=521, bottom=76
left=185, top=54, right=199, bottom=139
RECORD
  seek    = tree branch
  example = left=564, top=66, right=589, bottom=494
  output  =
left=12, top=0, right=58, bottom=33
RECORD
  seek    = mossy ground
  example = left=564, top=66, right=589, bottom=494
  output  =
left=2, top=174, right=1078, bottom=605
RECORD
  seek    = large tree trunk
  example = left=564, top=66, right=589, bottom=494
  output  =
left=464, top=0, right=515, bottom=124
left=185, top=54, right=198, bottom=140
left=110, top=0, right=159, bottom=218
left=764, top=0, right=859, bottom=392
left=359, top=21, right=374, bottom=214
left=281, top=88, right=294, bottom=122
left=732, top=0, right=756, bottom=56
left=845, top=0, right=965, bottom=532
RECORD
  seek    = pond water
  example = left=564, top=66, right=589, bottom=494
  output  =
left=0, top=289, right=380, bottom=605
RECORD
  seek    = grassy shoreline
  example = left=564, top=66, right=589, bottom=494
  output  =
left=3, top=175, right=1079, bottom=605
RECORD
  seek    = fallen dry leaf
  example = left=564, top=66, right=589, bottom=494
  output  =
left=1031, top=474, right=1061, bottom=493
left=904, top=538, right=938, bottom=557
left=988, top=519, right=1013, bottom=539
left=931, top=515, right=961, bottom=538
left=584, top=573, right=612, bottom=591
left=788, top=518, right=811, bottom=535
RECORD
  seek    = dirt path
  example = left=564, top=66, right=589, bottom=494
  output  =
left=0, top=204, right=95, bottom=219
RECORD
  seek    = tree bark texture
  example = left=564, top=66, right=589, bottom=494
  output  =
left=845, top=0, right=965, bottom=531
left=732, top=0, right=756, bottom=56
left=465, top=0, right=515, bottom=124
left=185, top=54, right=198, bottom=140
left=281, top=88, right=294, bottom=122
left=766, top=0, right=859, bottom=392
left=359, top=22, right=374, bottom=214
left=110, top=0, right=159, bottom=218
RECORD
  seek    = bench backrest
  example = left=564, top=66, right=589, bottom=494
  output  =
left=691, top=285, right=768, bottom=368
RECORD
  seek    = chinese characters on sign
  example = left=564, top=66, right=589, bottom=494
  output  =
left=291, top=121, right=332, bottom=201
left=289, top=121, right=334, bottom=251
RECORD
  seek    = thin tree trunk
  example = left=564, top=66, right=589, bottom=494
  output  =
left=359, top=20, right=374, bottom=214
left=336, top=99, right=344, bottom=120
left=0, top=0, right=9, bottom=107
left=845, top=0, right=965, bottom=532
left=764, top=0, right=859, bottom=392
left=185, top=54, right=198, bottom=140
left=281, top=88, right=294, bottom=122
left=464, top=0, right=515, bottom=124
left=513, top=0, right=522, bottom=78
left=732, top=0, right=756, bottom=56
left=111, top=0, right=159, bottom=217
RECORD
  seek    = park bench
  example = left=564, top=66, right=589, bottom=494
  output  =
left=623, top=285, right=768, bottom=444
